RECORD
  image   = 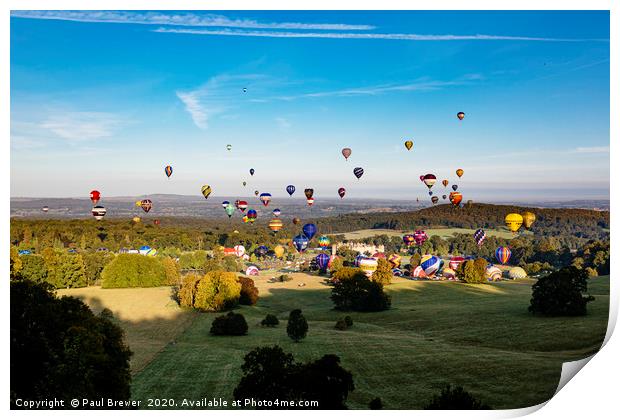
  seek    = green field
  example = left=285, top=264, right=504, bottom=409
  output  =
left=340, top=227, right=518, bottom=240
left=120, top=273, right=609, bottom=410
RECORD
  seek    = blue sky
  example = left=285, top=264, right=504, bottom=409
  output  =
left=10, top=10, right=610, bottom=201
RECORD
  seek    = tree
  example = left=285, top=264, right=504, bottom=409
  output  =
left=83, top=252, right=114, bottom=286
left=460, top=259, right=486, bottom=284
left=409, top=253, right=421, bottom=268
left=371, top=258, right=392, bottom=285
left=237, top=276, right=259, bottom=305
left=331, top=268, right=391, bottom=312
left=210, top=311, right=248, bottom=335
left=10, top=246, right=22, bottom=278
left=177, top=273, right=202, bottom=308
left=161, top=256, right=181, bottom=285
left=17, top=255, right=48, bottom=284
left=11, top=280, right=132, bottom=408
left=287, top=309, right=308, bottom=342
left=425, top=385, right=491, bottom=409
left=330, top=256, right=344, bottom=273
left=194, top=271, right=241, bottom=311
left=369, top=397, right=383, bottom=409
left=101, top=254, right=167, bottom=288
left=261, top=314, right=279, bottom=327
left=529, top=266, right=594, bottom=316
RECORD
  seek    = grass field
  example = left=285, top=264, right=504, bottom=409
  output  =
left=341, top=227, right=518, bottom=240
left=78, top=273, right=610, bottom=410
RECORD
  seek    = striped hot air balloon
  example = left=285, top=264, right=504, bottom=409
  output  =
left=473, top=229, right=486, bottom=246
left=222, top=200, right=230, bottom=208
left=201, top=185, right=212, bottom=200
left=412, top=266, right=427, bottom=278
left=140, top=199, right=152, bottom=213
left=449, top=256, right=465, bottom=271
left=318, top=235, right=330, bottom=250
left=402, top=234, right=415, bottom=247
left=233, top=245, right=246, bottom=258
left=508, top=267, right=527, bottom=279
left=353, top=167, right=364, bottom=179
left=486, top=265, right=503, bottom=281
left=338, top=187, right=346, bottom=199
left=245, top=266, right=260, bottom=276
left=449, top=191, right=463, bottom=206
left=359, top=258, right=378, bottom=278
left=91, top=206, right=107, bottom=221
left=272, top=208, right=281, bottom=217
left=259, top=193, right=272, bottom=207
left=420, top=255, right=441, bottom=276
left=316, top=253, right=330, bottom=270
left=354, top=254, right=365, bottom=267
left=442, top=268, right=456, bottom=280
left=268, top=218, right=283, bottom=233
left=495, top=246, right=512, bottom=265
left=306, top=197, right=315, bottom=206
left=413, top=230, right=428, bottom=246
left=388, top=254, right=401, bottom=268
left=246, top=209, right=257, bottom=223
left=293, top=234, right=309, bottom=253
left=236, top=200, right=248, bottom=212
left=521, top=211, right=536, bottom=229
left=164, top=165, right=173, bottom=178
left=422, top=174, right=436, bottom=189
left=404, top=140, right=413, bottom=151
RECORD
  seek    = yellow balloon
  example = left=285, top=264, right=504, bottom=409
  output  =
left=274, top=245, right=285, bottom=258
left=456, top=168, right=464, bottom=178
left=521, top=211, right=536, bottom=229
left=132, top=216, right=141, bottom=223
left=201, top=184, right=212, bottom=199
left=505, top=213, right=524, bottom=233
left=135, top=200, right=141, bottom=207
left=404, top=140, right=413, bottom=151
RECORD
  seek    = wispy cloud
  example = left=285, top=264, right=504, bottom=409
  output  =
left=11, top=10, right=374, bottom=30
left=154, top=27, right=603, bottom=42
left=39, top=112, right=124, bottom=141
left=572, top=146, right=610, bottom=153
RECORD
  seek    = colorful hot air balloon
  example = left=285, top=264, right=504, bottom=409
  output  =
left=341, top=147, right=352, bottom=160
left=422, top=174, right=436, bottom=189
left=318, top=235, right=330, bottom=250
left=404, top=140, right=413, bottom=151
left=353, top=167, right=364, bottom=179
left=242, top=216, right=249, bottom=223
left=274, top=245, right=285, bottom=258
left=521, top=211, right=536, bottom=229
left=233, top=245, right=246, bottom=258
left=164, top=165, right=173, bottom=178
left=473, top=229, right=486, bottom=246
left=293, top=217, right=301, bottom=225
left=412, top=266, right=427, bottom=278
left=449, top=256, right=465, bottom=271
left=225, top=204, right=235, bottom=218
left=402, top=234, right=415, bottom=247
left=338, top=187, right=346, bottom=199
left=359, top=257, right=378, bottom=278
left=237, top=200, right=248, bottom=212
left=457, top=112, right=465, bottom=120
left=456, top=168, right=464, bottom=178
left=420, top=255, right=441, bottom=276
left=246, top=209, right=257, bottom=223
left=495, top=247, right=512, bottom=265
left=286, top=185, right=296, bottom=196
left=90, top=190, right=101, bottom=205
left=222, top=200, right=230, bottom=209
left=42, top=206, right=49, bottom=213
left=316, top=253, right=330, bottom=270
left=442, top=179, right=449, bottom=187
left=505, top=213, right=524, bottom=233
left=140, top=199, right=152, bottom=213
left=451, top=184, right=458, bottom=191
left=431, top=196, right=439, bottom=204
left=486, top=266, right=503, bottom=281
left=304, top=188, right=314, bottom=199
left=201, top=185, right=212, bottom=200
left=92, top=206, right=106, bottom=221
left=272, top=208, right=281, bottom=217
left=413, top=230, right=428, bottom=246
left=354, top=254, right=365, bottom=267
left=254, top=190, right=259, bottom=196
left=259, top=193, right=272, bottom=207
left=249, top=168, right=255, bottom=176
left=302, top=223, right=317, bottom=240
left=388, top=254, right=401, bottom=269
left=268, top=218, right=283, bottom=233
left=293, top=234, right=309, bottom=253
left=449, top=192, right=463, bottom=206
left=132, top=216, right=141, bottom=224
left=226, top=144, right=232, bottom=151
left=306, top=198, right=315, bottom=206
left=255, top=245, right=269, bottom=258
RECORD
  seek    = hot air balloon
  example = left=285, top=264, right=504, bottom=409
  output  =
left=92, top=206, right=106, bottom=221
left=359, top=257, right=378, bottom=278
left=521, top=211, right=536, bottom=229
left=404, top=140, right=413, bottom=151
left=442, top=179, right=449, bottom=187
left=451, top=184, right=458, bottom=191
left=422, top=174, right=436, bottom=189
left=495, top=247, right=511, bottom=265
left=293, top=234, right=309, bottom=253
left=449, top=192, right=463, bottom=206
left=242, top=216, right=249, bottom=223
left=508, top=267, right=527, bottom=279
left=243, top=88, right=247, bottom=93
left=140, top=199, right=152, bottom=213
left=431, top=196, right=439, bottom=204
left=388, top=254, right=401, bottom=269
left=222, top=200, right=230, bottom=208
left=259, top=193, right=272, bottom=207
left=456, top=169, right=464, bottom=178
left=274, top=245, right=285, bottom=258
left=306, top=198, right=315, bottom=206
left=268, top=218, right=283, bottom=233
left=225, top=204, right=235, bottom=218
left=286, top=185, right=296, bottom=196
left=421, top=255, right=441, bottom=276
left=428, top=191, right=433, bottom=196
left=246, top=266, right=259, bottom=276
left=505, top=213, right=524, bottom=233
left=419, top=175, right=425, bottom=182
left=153, top=219, right=160, bottom=226
left=254, top=190, right=259, bottom=196
left=164, top=165, right=173, bottom=178
left=272, top=208, right=281, bottom=217
left=293, top=217, right=301, bottom=225
left=402, top=234, right=415, bottom=247
left=473, top=229, right=486, bottom=246
left=302, top=223, right=317, bottom=240
left=457, top=112, right=465, bottom=120
left=442, top=195, right=447, bottom=200
left=449, top=256, right=465, bottom=271
left=486, top=266, right=503, bottom=281
left=246, top=209, right=257, bottom=223
left=353, top=167, right=364, bottom=179
left=354, top=254, right=365, bottom=267
left=255, top=245, right=269, bottom=258
left=316, top=253, right=330, bottom=270
left=304, top=188, right=314, bottom=199
left=341, top=148, right=352, bottom=160
left=234, top=245, right=246, bottom=258
left=90, top=190, right=101, bottom=205
left=318, top=235, right=330, bottom=250
left=249, top=168, right=255, bottom=176
left=413, top=230, right=428, bottom=246
left=42, top=206, right=49, bottom=213
left=338, top=187, right=346, bottom=199
left=237, top=200, right=248, bottom=212
left=201, top=185, right=212, bottom=200
left=132, top=216, right=141, bottom=224
left=226, top=144, right=232, bottom=151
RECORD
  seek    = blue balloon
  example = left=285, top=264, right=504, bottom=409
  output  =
left=293, top=234, right=309, bottom=253
left=316, top=253, right=330, bottom=270
left=255, top=245, right=269, bottom=257
left=286, top=185, right=296, bottom=196
left=302, top=223, right=317, bottom=240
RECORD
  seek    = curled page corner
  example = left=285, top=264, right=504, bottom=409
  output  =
left=554, top=354, right=595, bottom=396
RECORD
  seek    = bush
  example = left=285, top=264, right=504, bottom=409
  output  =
left=278, top=274, right=293, bottom=282
left=194, top=271, right=241, bottom=312
left=461, top=259, right=486, bottom=284
left=331, top=268, right=391, bottom=312
left=425, top=385, right=491, bottom=409
left=331, top=267, right=364, bottom=283
left=233, top=346, right=354, bottom=409
left=83, top=252, right=114, bottom=285
left=237, top=277, right=259, bottom=305
left=329, top=256, right=344, bottom=273
left=529, top=266, right=594, bottom=316
left=344, top=315, right=353, bottom=327
left=371, top=258, right=392, bottom=285
left=178, top=273, right=202, bottom=308
left=11, top=280, right=132, bottom=407
left=161, top=256, right=181, bottom=285
left=261, top=314, right=279, bottom=327
left=409, top=253, right=421, bottom=268
left=210, top=311, right=248, bottom=336
left=287, top=309, right=308, bottom=342
left=18, top=255, right=48, bottom=284
left=101, top=254, right=168, bottom=288
left=335, top=319, right=348, bottom=330
left=41, top=248, right=88, bottom=289
left=369, top=397, right=383, bottom=409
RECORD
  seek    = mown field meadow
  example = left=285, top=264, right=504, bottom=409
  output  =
left=341, top=227, right=519, bottom=240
